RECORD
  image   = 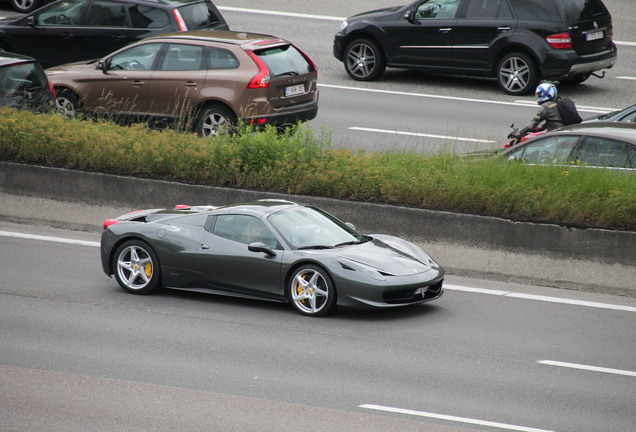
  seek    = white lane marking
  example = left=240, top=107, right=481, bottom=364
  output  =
left=1, top=231, right=634, bottom=312
left=538, top=360, right=636, bottom=377
left=444, top=284, right=636, bottom=313
left=0, top=230, right=100, bottom=247
left=218, top=6, right=344, bottom=21
left=616, top=76, right=636, bottom=81
left=359, top=404, right=557, bottom=432
left=348, top=127, right=496, bottom=143
left=219, top=6, right=636, bottom=50
left=319, top=84, right=617, bottom=114
left=512, top=100, right=615, bottom=113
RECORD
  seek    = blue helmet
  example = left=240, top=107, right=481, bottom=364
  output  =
left=535, top=82, right=558, bottom=104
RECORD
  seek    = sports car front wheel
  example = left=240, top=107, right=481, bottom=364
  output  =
left=113, top=240, right=161, bottom=295
left=288, top=265, right=336, bottom=317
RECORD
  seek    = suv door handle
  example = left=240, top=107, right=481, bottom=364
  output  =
left=184, top=82, right=198, bottom=88
left=497, top=26, right=511, bottom=32
left=438, top=28, right=452, bottom=33
left=131, top=80, right=145, bottom=87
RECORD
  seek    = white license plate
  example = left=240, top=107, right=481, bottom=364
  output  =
left=585, top=31, right=603, bottom=41
left=284, top=84, right=305, bottom=97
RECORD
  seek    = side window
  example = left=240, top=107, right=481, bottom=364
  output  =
left=507, top=135, right=579, bottom=164
left=508, top=0, right=560, bottom=22
left=574, top=137, right=629, bottom=168
left=416, top=0, right=462, bottom=19
left=619, top=111, right=636, bottom=122
left=160, top=44, right=205, bottom=71
left=177, top=3, right=224, bottom=30
left=108, top=43, right=162, bottom=71
left=465, top=0, right=509, bottom=18
left=34, top=0, right=86, bottom=26
left=213, top=215, right=279, bottom=249
left=86, top=0, right=127, bottom=27
left=127, top=5, right=170, bottom=29
left=207, top=48, right=239, bottom=70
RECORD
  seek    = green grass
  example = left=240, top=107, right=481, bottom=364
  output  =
left=1, top=107, right=634, bottom=231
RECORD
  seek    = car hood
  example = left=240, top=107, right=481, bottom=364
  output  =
left=46, top=60, right=100, bottom=75
left=334, top=238, right=434, bottom=276
left=349, top=5, right=403, bottom=20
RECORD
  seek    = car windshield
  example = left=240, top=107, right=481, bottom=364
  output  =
left=0, top=62, right=47, bottom=96
left=178, top=2, right=224, bottom=29
left=268, top=207, right=367, bottom=250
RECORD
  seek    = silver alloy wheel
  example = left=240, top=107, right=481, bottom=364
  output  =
left=11, top=0, right=38, bottom=12
left=201, top=112, right=227, bottom=137
left=116, top=245, right=154, bottom=291
left=55, top=96, right=77, bottom=117
left=290, top=268, right=331, bottom=315
left=498, top=56, right=531, bottom=93
left=346, top=42, right=378, bottom=80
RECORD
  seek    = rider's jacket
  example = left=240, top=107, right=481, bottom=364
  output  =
left=518, top=99, right=564, bottom=136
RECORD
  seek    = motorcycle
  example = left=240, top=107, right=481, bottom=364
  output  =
left=504, top=124, right=546, bottom=148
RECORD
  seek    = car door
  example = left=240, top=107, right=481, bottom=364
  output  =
left=75, top=0, right=136, bottom=62
left=4, top=0, right=88, bottom=67
left=387, top=0, right=462, bottom=68
left=80, top=42, right=162, bottom=115
left=144, top=42, right=206, bottom=118
left=451, top=0, right=516, bottom=71
left=197, top=214, right=284, bottom=298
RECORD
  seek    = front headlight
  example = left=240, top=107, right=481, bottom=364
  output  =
left=339, top=258, right=386, bottom=281
left=339, top=20, right=349, bottom=32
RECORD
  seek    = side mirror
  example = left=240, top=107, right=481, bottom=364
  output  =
left=248, top=242, right=277, bottom=257
left=98, top=61, right=108, bottom=74
left=404, top=10, right=418, bottom=24
left=345, top=222, right=357, bottom=231
left=27, top=16, right=36, bottom=27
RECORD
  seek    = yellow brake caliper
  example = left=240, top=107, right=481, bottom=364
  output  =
left=144, top=262, right=153, bottom=278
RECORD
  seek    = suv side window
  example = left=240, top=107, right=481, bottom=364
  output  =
left=207, top=48, right=239, bottom=70
left=128, top=5, right=170, bottom=29
left=86, top=0, right=127, bottom=27
left=416, top=0, right=462, bottom=19
left=160, top=44, right=205, bottom=71
left=465, top=0, right=512, bottom=19
left=178, top=3, right=224, bottom=29
left=108, top=43, right=162, bottom=71
left=34, top=0, right=86, bottom=26
left=508, top=0, right=560, bottom=22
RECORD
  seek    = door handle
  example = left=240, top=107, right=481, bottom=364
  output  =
left=184, top=82, right=198, bottom=88
left=438, top=28, right=452, bottom=33
left=62, top=32, right=74, bottom=38
left=201, top=244, right=210, bottom=249
left=113, top=34, right=126, bottom=41
left=497, top=26, right=511, bottom=32
left=131, top=80, right=144, bottom=87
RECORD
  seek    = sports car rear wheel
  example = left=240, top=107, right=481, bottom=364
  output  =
left=113, top=240, right=161, bottom=295
left=288, top=265, right=336, bottom=317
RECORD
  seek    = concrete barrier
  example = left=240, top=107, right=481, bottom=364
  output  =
left=1, top=161, right=634, bottom=296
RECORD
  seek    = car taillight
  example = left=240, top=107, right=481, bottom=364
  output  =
left=172, top=9, right=187, bottom=31
left=546, top=32, right=572, bottom=49
left=103, top=219, right=119, bottom=230
left=245, top=51, right=270, bottom=89
left=48, top=81, right=56, bottom=99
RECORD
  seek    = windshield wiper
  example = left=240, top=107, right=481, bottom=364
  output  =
left=298, top=245, right=334, bottom=250
left=335, top=238, right=369, bottom=247
left=276, top=71, right=299, bottom=77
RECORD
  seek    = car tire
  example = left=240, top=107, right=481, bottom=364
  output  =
left=343, top=38, right=386, bottom=81
left=560, top=73, right=591, bottom=85
left=55, top=89, right=82, bottom=117
left=195, top=103, right=236, bottom=137
left=113, top=240, right=161, bottom=295
left=10, top=0, right=42, bottom=13
left=496, top=52, right=539, bottom=95
left=288, top=265, right=336, bottom=317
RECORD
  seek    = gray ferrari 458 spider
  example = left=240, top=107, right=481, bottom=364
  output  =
left=100, top=200, right=444, bottom=316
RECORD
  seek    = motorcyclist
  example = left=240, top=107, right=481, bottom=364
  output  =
left=512, top=82, right=564, bottom=139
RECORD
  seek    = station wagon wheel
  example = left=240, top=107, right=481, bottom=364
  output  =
left=55, top=89, right=82, bottom=117
left=496, top=52, right=539, bottom=95
left=344, top=38, right=386, bottom=81
left=113, top=240, right=161, bottom=295
left=288, top=265, right=336, bottom=317
left=195, top=104, right=236, bottom=138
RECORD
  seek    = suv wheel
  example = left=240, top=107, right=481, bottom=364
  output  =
left=496, top=52, right=539, bottom=96
left=10, top=0, right=42, bottom=13
left=55, top=89, right=82, bottom=117
left=195, top=104, right=236, bottom=138
left=344, top=38, right=386, bottom=81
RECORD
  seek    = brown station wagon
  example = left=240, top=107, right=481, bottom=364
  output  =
left=45, top=31, right=319, bottom=137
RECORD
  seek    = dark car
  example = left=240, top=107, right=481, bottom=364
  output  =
left=0, top=50, right=55, bottom=110
left=501, top=122, right=636, bottom=170
left=333, top=0, right=617, bottom=95
left=583, top=104, right=636, bottom=123
left=46, top=31, right=319, bottom=137
left=100, top=200, right=445, bottom=317
left=0, top=0, right=229, bottom=68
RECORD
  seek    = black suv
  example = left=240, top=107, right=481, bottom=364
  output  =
left=0, top=50, right=55, bottom=111
left=0, top=0, right=229, bottom=68
left=333, top=0, right=617, bottom=95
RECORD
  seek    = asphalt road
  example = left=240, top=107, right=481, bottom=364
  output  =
left=1, top=220, right=636, bottom=432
